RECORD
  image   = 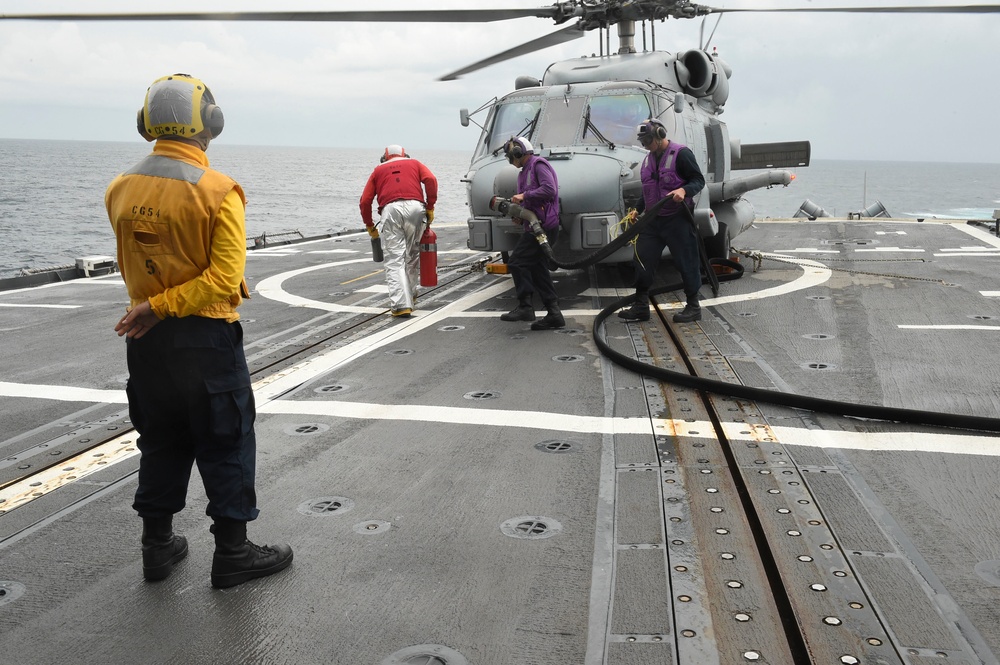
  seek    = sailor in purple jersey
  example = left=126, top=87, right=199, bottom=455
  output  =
left=619, top=118, right=706, bottom=323
left=498, top=137, right=565, bottom=330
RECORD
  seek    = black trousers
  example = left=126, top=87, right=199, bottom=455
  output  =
left=126, top=316, right=259, bottom=522
left=509, top=225, right=560, bottom=305
left=633, top=213, right=703, bottom=303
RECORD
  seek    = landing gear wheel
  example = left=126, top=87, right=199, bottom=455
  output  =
left=705, top=222, right=730, bottom=260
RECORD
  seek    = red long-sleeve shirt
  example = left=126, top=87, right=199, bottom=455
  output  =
left=359, top=157, right=438, bottom=226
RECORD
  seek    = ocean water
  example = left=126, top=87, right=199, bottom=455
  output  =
left=1, top=138, right=998, bottom=278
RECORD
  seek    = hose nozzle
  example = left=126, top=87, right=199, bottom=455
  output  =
left=490, top=196, right=550, bottom=249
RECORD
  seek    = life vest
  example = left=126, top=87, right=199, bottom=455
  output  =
left=106, top=141, right=248, bottom=321
left=641, top=141, right=690, bottom=217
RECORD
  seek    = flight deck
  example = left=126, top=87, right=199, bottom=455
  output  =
left=2, top=218, right=1000, bottom=665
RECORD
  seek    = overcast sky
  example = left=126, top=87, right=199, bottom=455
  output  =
left=1, top=1, right=998, bottom=163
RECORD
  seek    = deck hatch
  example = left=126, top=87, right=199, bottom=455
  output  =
left=500, top=516, right=562, bottom=539
left=552, top=354, right=584, bottom=362
left=284, top=423, right=331, bottom=435
left=381, top=644, right=468, bottom=665
left=800, top=362, right=835, bottom=370
left=297, top=496, right=355, bottom=517
left=0, top=581, right=26, bottom=607
left=534, top=439, right=577, bottom=453
left=463, top=391, right=500, bottom=400
left=314, top=384, right=350, bottom=393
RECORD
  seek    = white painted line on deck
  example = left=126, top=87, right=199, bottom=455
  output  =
left=854, top=247, right=924, bottom=253
left=932, top=253, right=1000, bottom=257
left=773, top=248, right=841, bottom=254
left=939, top=246, right=1000, bottom=252
left=719, top=421, right=1000, bottom=458
left=0, top=303, right=80, bottom=309
left=875, top=231, right=907, bottom=235
left=255, top=259, right=385, bottom=313
left=950, top=223, right=1000, bottom=248
left=702, top=255, right=832, bottom=306
left=0, top=381, right=127, bottom=403
left=258, top=400, right=655, bottom=434
left=898, top=325, right=1000, bottom=331
left=0, top=273, right=124, bottom=296
left=981, top=292, right=1000, bottom=297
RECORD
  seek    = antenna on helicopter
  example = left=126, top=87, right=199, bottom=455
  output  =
left=699, top=14, right=724, bottom=50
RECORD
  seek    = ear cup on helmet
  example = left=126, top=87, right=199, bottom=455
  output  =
left=203, top=103, right=224, bottom=138
left=136, top=108, right=155, bottom=142
left=637, top=119, right=668, bottom=143
left=504, top=138, right=525, bottom=163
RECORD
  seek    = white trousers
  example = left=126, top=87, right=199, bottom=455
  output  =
left=379, top=199, right=426, bottom=310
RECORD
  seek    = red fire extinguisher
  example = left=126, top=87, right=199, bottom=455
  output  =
left=419, top=226, right=437, bottom=287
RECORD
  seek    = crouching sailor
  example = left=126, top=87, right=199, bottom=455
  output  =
left=105, top=73, right=293, bottom=588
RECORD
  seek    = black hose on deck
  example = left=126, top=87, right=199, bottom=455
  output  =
left=592, top=273, right=1000, bottom=434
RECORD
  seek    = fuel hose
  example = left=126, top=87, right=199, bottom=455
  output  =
left=591, top=271, right=1000, bottom=435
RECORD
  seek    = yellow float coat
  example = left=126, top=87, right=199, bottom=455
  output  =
left=106, top=140, right=249, bottom=322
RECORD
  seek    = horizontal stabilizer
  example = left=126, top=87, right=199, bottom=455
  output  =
left=732, top=141, right=811, bottom=170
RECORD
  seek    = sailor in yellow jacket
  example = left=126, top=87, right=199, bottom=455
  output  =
left=105, top=73, right=292, bottom=589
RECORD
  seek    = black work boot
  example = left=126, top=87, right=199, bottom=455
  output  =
left=617, top=299, right=650, bottom=321
left=500, top=299, right=536, bottom=322
left=672, top=303, right=702, bottom=323
left=211, top=518, right=293, bottom=589
left=141, top=516, right=188, bottom=582
left=531, top=302, right=566, bottom=330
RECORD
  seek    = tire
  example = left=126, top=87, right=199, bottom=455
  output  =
left=705, top=222, right=730, bottom=260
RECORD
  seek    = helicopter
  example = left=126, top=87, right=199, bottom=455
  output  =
left=3, top=2, right=999, bottom=265
left=456, top=11, right=807, bottom=264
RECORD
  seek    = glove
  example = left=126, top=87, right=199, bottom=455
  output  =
left=366, top=226, right=379, bottom=239
left=426, top=209, right=434, bottom=225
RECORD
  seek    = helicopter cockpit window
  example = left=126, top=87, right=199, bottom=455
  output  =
left=583, top=94, right=651, bottom=147
left=536, top=95, right=588, bottom=147
left=484, top=98, right=542, bottom=158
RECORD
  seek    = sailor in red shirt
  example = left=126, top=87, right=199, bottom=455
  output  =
left=359, top=145, right=438, bottom=317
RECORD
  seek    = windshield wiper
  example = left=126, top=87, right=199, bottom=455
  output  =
left=583, top=105, right=616, bottom=150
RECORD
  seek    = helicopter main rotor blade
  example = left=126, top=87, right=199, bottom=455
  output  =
left=703, top=4, right=1000, bottom=15
left=438, top=22, right=586, bottom=81
left=0, top=8, right=567, bottom=23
